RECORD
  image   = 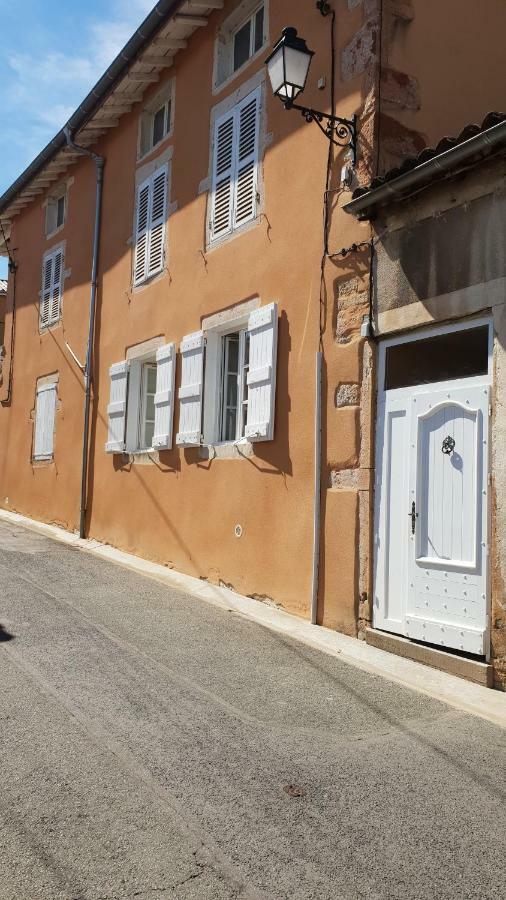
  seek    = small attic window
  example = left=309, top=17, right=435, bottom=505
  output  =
left=45, top=187, right=66, bottom=237
left=214, top=1, right=268, bottom=91
left=139, top=80, right=174, bottom=159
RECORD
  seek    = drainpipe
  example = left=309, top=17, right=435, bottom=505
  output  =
left=311, top=352, right=323, bottom=625
left=63, top=127, right=105, bottom=539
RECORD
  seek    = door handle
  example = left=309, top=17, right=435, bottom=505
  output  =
left=409, top=501, right=418, bottom=535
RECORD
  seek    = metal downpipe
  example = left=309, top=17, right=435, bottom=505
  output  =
left=63, top=128, right=105, bottom=540
left=311, top=352, right=323, bottom=625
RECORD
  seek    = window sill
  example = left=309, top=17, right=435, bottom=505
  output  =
left=39, top=320, right=62, bottom=334
left=132, top=269, right=167, bottom=292
left=127, top=449, right=160, bottom=465
left=207, top=213, right=261, bottom=252
left=199, top=440, right=254, bottom=460
left=137, top=131, right=174, bottom=166
left=213, top=43, right=267, bottom=97
left=45, top=223, right=65, bottom=242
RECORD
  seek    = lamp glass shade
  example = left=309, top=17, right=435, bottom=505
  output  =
left=266, top=28, right=314, bottom=102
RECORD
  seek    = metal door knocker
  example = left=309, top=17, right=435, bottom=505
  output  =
left=442, top=435, right=456, bottom=455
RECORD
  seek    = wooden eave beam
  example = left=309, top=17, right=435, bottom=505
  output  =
left=152, top=38, right=187, bottom=50
left=128, top=72, right=160, bottom=83
left=139, top=55, right=174, bottom=67
left=174, top=14, right=208, bottom=26
left=102, top=105, right=133, bottom=115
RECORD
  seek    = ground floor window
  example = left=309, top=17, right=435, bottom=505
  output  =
left=176, top=302, right=278, bottom=448
left=105, top=343, right=176, bottom=455
left=33, top=380, right=58, bottom=461
left=139, top=362, right=157, bottom=450
left=220, top=330, right=250, bottom=442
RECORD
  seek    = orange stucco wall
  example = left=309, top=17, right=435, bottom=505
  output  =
left=1, top=0, right=505, bottom=634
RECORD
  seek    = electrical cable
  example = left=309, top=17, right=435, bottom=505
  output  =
left=318, top=7, right=336, bottom=353
left=0, top=219, right=17, bottom=405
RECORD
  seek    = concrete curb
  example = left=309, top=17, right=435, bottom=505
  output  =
left=1, top=507, right=505, bottom=729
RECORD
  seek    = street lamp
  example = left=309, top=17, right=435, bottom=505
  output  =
left=265, top=27, right=357, bottom=164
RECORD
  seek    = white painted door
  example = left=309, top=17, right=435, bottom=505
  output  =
left=375, top=381, right=490, bottom=655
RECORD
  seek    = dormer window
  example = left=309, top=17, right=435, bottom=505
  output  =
left=214, top=1, right=268, bottom=91
left=139, top=81, right=174, bottom=159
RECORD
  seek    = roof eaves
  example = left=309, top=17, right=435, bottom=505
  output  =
left=344, top=112, right=506, bottom=220
left=0, top=0, right=188, bottom=220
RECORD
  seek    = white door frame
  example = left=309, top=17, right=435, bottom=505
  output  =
left=374, top=315, right=493, bottom=658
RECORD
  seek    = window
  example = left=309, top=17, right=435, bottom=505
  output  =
left=45, top=189, right=66, bottom=236
left=40, top=247, right=64, bottom=328
left=140, top=363, right=157, bottom=449
left=233, top=6, right=264, bottom=71
left=210, top=87, right=261, bottom=242
left=133, top=164, right=168, bottom=285
left=105, top=343, right=176, bottom=454
left=215, top=2, right=267, bottom=89
left=139, top=81, right=174, bottom=158
left=33, top=381, right=57, bottom=461
left=384, top=326, right=490, bottom=391
left=176, top=302, right=278, bottom=448
left=220, top=330, right=250, bottom=441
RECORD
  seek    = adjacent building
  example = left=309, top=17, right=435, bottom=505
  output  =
left=0, top=0, right=505, bottom=688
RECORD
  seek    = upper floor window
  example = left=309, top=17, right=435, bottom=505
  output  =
left=210, top=86, right=261, bottom=243
left=214, top=1, right=267, bottom=90
left=139, top=81, right=174, bottom=158
left=40, top=246, right=64, bottom=329
left=45, top=187, right=66, bottom=237
left=234, top=5, right=264, bottom=72
left=133, top=163, right=169, bottom=286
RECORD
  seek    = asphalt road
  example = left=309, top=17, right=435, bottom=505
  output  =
left=0, top=519, right=505, bottom=900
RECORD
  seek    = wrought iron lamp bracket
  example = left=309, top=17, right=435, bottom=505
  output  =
left=284, top=101, right=357, bottom=164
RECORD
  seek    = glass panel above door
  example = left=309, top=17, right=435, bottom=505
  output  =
left=385, top=325, right=489, bottom=391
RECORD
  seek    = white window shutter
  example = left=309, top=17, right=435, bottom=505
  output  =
left=176, top=331, right=204, bottom=447
left=34, top=384, right=57, bottom=459
left=211, top=109, right=235, bottom=240
left=233, top=88, right=260, bottom=229
left=147, top=165, right=168, bottom=278
left=245, top=302, right=278, bottom=442
left=50, top=249, right=63, bottom=324
left=40, top=255, right=53, bottom=327
left=152, top=342, right=176, bottom=450
left=105, top=361, right=128, bottom=453
left=134, top=178, right=151, bottom=285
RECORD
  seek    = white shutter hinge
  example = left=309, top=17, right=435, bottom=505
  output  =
left=489, top=404, right=493, bottom=417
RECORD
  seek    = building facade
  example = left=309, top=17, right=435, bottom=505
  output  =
left=0, top=0, right=505, bottom=686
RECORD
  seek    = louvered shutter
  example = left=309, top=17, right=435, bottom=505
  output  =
left=245, top=302, right=278, bottom=442
left=134, top=178, right=151, bottom=285
left=147, top=165, right=168, bottom=278
left=34, top=384, right=57, bottom=459
left=176, top=331, right=204, bottom=447
left=50, top=248, right=63, bottom=324
left=233, top=88, right=260, bottom=229
left=40, top=255, right=53, bottom=327
left=211, top=109, right=235, bottom=240
left=105, top=361, right=128, bottom=453
left=152, top=342, right=176, bottom=450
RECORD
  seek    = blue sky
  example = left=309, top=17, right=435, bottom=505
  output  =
left=0, top=0, right=154, bottom=277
